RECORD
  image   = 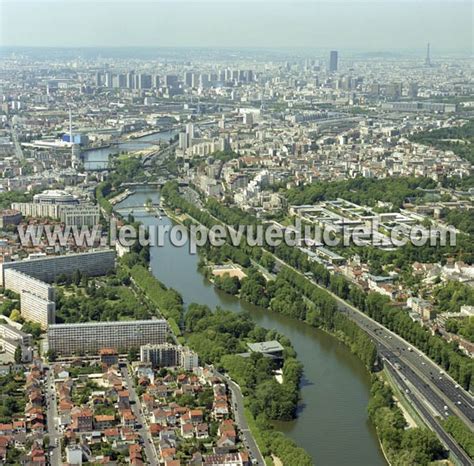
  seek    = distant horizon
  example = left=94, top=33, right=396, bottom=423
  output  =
left=0, top=44, right=471, bottom=60
left=1, top=1, right=472, bottom=52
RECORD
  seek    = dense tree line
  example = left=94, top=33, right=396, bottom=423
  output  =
left=445, top=317, right=474, bottom=343
left=285, top=176, right=437, bottom=209
left=368, top=377, right=445, bottom=465
left=0, top=190, right=34, bottom=210
left=442, top=416, right=474, bottom=459
left=129, top=264, right=183, bottom=335
left=213, top=273, right=241, bottom=295
left=441, top=208, right=474, bottom=235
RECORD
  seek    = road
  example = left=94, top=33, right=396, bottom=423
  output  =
left=384, top=360, right=473, bottom=466
left=45, top=368, right=61, bottom=466
left=210, top=368, right=264, bottom=466
left=121, top=365, right=159, bottom=466
left=336, top=301, right=473, bottom=423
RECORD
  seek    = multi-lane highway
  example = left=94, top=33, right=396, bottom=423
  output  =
left=384, top=360, right=473, bottom=466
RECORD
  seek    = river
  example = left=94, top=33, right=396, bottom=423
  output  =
left=114, top=189, right=387, bottom=466
left=82, top=129, right=178, bottom=170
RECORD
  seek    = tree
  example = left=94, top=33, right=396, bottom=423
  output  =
left=127, top=347, right=138, bottom=362
left=14, top=345, right=22, bottom=364
left=9, top=309, right=22, bottom=323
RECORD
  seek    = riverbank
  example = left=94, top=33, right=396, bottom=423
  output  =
left=114, top=189, right=389, bottom=466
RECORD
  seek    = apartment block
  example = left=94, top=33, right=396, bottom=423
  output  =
left=140, top=343, right=199, bottom=370
left=0, top=249, right=116, bottom=285
left=4, top=269, right=55, bottom=301
left=21, top=291, right=56, bottom=328
left=11, top=202, right=100, bottom=226
left=47, top=319, right=169, bottom=356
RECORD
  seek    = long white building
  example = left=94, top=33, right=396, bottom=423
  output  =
left=47, top=319, right=169, bottom=356
left=0, top=249, right=115, bottom=286
left=11, top=202, right=100, bottom=227
left=1, top=250, right=115, bottom=328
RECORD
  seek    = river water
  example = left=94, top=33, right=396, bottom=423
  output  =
left=82, top=129, right=177, bottom=170
left=114, top=189, right=386, bottom=466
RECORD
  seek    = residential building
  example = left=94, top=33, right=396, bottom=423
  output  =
left=47, top=319, right=169, bottom=355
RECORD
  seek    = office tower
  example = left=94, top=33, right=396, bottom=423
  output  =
left=199, top=73, right=210, bottom=88
left=179, top=132, right=188, bottom=150
left=104, top=71, right=112, bottom=88
left=409, top=82, right=419, bottom=98
left=112, top=75, right=120, bottom=88
left=184, top=71, right=194, bottom=87
left=117, top=74, right=127, bottom=88
left=164, top=74, right=178, bottom=87
left=95, top=72, right=101, bottom=87
left=186, top=123, right=195, bottom=140
left=137, top=73, right=152, bottom=89
left=191, top=73, right=200, bottom=88
left=425, top=43, right=432, bottom=67
left=153, top=75, right=160, bottom=88
left=329, top=51, right=338, bottom=72
left=126, top=71, right=135, bottom=89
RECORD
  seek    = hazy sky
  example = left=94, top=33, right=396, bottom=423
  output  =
left=0, top=1, right=472, bottom=52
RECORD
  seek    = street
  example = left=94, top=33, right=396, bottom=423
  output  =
left=211, top=369, right=264, bottom=466
left=45, top=368, right=61, bottom=466
left=121, top=365, right=159, bottom=466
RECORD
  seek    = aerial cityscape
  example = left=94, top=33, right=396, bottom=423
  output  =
left=0, top=1, right=472, bottom=466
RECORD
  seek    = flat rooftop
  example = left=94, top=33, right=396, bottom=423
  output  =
left=247, top=340, right=284, bottom=354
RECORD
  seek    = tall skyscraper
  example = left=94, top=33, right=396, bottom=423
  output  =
left=137, top=73, right=152, bottom=89
left=425, top=43, right=432, bottom=67
left=104, top=71, right=112, bottom=88
left=329, top=51, right=338, bottom=72
left=126, top=71, right=135, bottom=89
